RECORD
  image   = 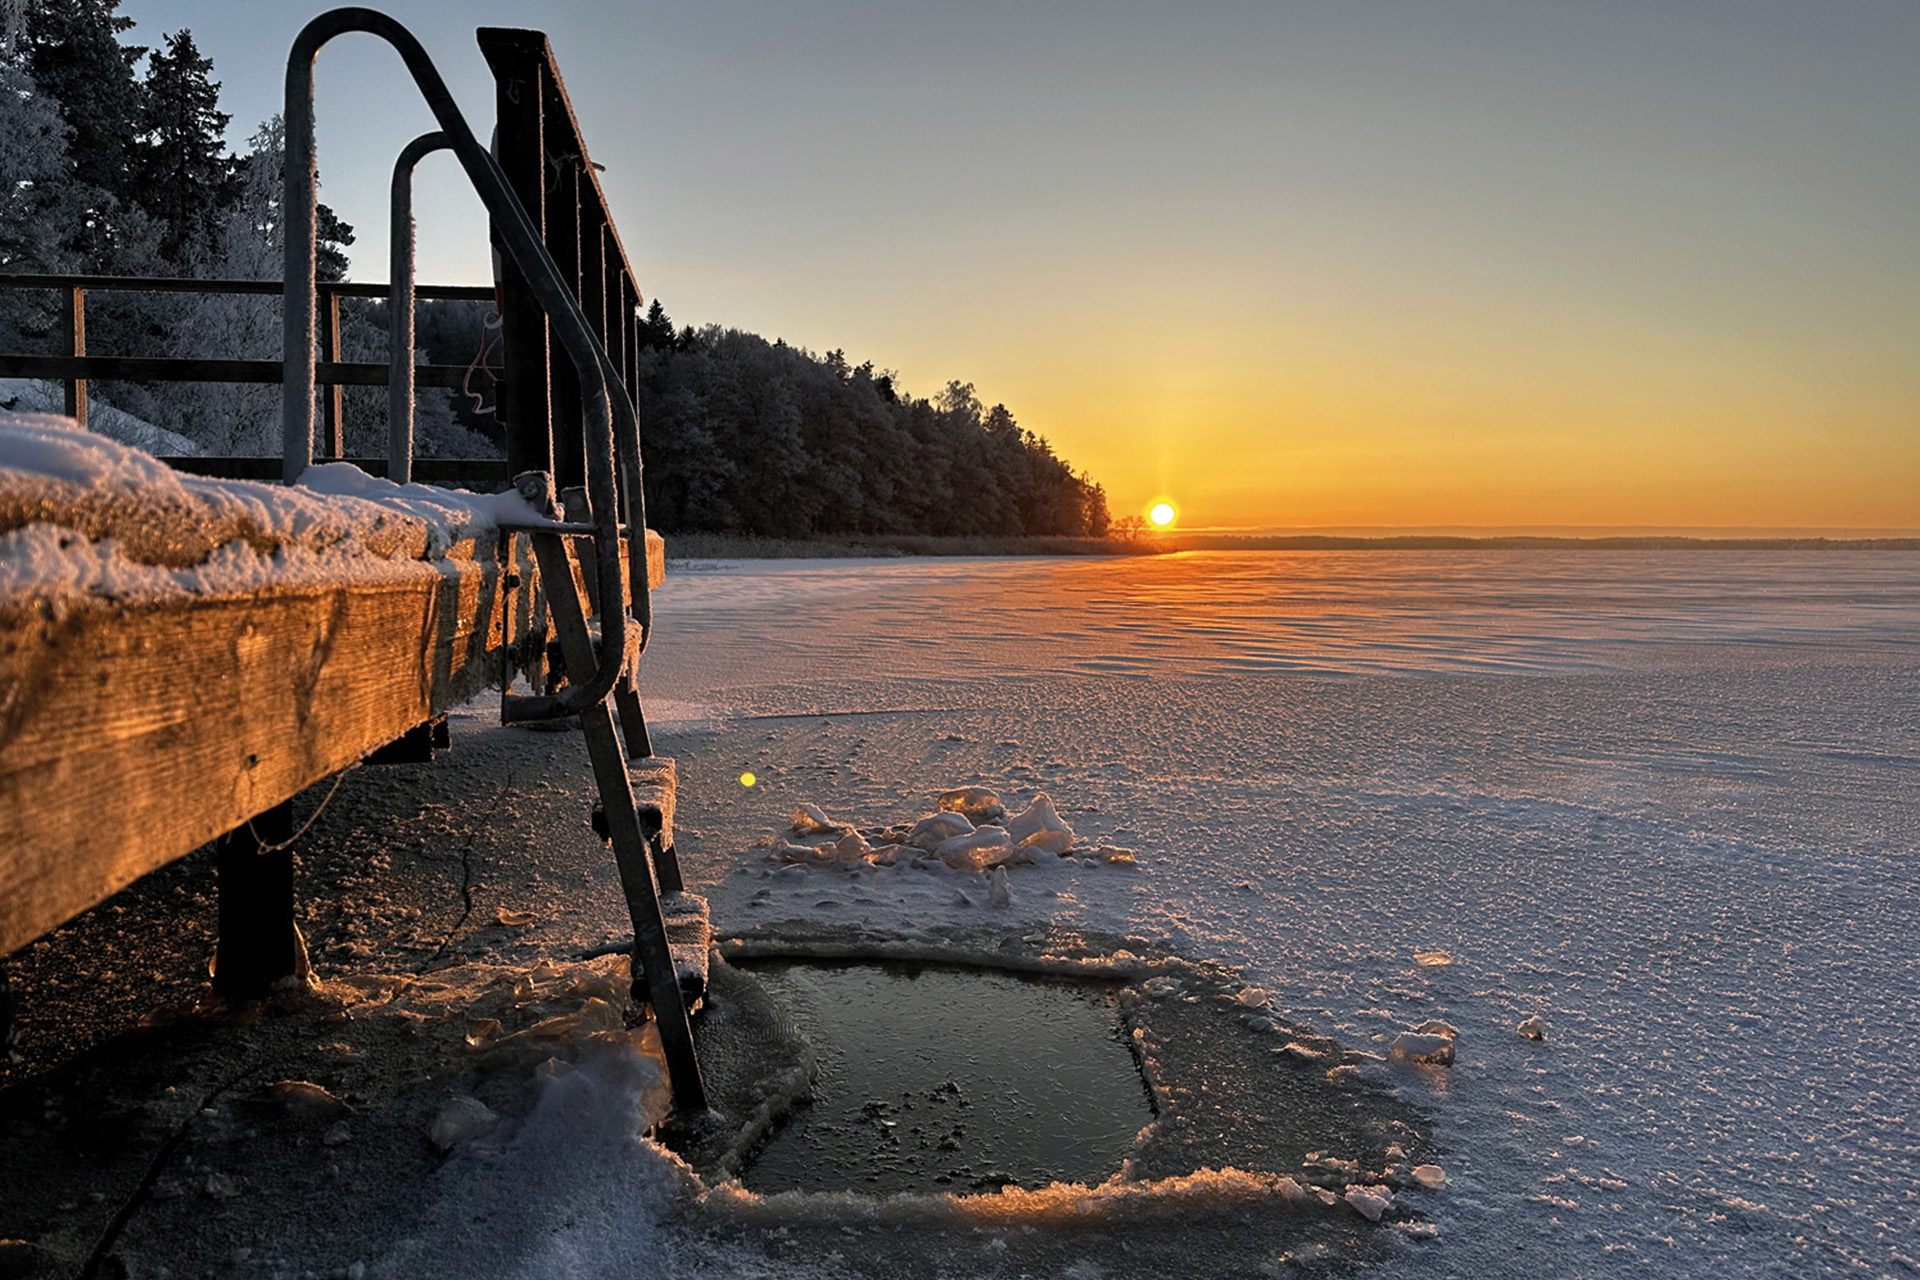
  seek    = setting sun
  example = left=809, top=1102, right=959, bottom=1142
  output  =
left=1148, top=502, right=1177, bottom=528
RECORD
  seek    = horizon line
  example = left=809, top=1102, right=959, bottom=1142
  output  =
left=1165, top=523, right=1920, bottom=539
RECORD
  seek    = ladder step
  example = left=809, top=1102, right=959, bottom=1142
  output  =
left=660, top=891, right=711, bottom=1010
left=630, top=756, right=676, bottom=850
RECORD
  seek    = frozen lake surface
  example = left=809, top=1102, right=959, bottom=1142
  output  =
left=630, top=549, right=1920, bottom=1278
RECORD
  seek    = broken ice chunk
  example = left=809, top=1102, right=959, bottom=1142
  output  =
left=1005, top=794, right=1073, bottom=852
left=1516, top=1015, right=1547, bottom=1041
left=770, top=837, right=833, bottom=864
left=428, top=1096, right=499, bottom=1153
left=934, top=826, right=1012, bottom=871
left=1412, top=1019, right=1459, bottom=1038
left=1389, top=1031, right=1456, bottom=1066
left=1345, top=1185, right=1394, bottom=1221
left=831, top=831, right=873, bottom=864
left=908, top=812, right=974, bottom=850
left=989, top=866, right=1012, bottom=908
left=1410, top=1164, right=1447, bottom=1189
left=1017, top=828, right=1072, bottom=857
left=1234, top=986, right=1275, bottom=1010
left=791, top=803, right=842, bottom=835
left=937, top=786, right=1006, bottom=822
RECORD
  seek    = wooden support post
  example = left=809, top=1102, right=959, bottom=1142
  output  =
left=478, top=30, right=554, bottom=479
left=528, top=531, right=705, bottom=1112
left=363, top=715, right=447, bottom=765
left=582, top=219, right=606, bottom=347
left=212, top=801, right=305, bottom=999
left=60, top=285, right=86, bottom=429
left=546, top=149, right=585, bottom=492
left=320, top=290, right=344, bottom=458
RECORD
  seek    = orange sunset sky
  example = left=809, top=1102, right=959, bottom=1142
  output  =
left=136, top=0, right=1920, bottom=532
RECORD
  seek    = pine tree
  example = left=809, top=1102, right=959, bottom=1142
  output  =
left=137, top=29, right=231, bottom=263
left=0, top=58, right=92, bottom=347
left=638, top=298, right=675, bottom=352
left=23, top=0, right=143, bottom=202
left=1, top=0, right=27, bottom=59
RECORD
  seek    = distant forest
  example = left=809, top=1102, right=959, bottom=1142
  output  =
left=0, top=0, right=1112, bottom=538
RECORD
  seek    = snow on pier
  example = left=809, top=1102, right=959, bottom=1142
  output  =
left=0, top=411, right=662, bottom=954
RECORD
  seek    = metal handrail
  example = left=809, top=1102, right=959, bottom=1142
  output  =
left=284, top=7, right=640, bottom=718
left=388, top=131, right=452, bottom=485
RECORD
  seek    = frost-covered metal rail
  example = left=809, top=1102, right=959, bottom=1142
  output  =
left=1, top=10, right=707, bottom=1113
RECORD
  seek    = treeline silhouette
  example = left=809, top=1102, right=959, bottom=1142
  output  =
left=628, top=303, right=1110, bottom=538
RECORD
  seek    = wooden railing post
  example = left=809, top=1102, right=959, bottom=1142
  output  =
left=545, top=133, right=586, bottom=491
left=60, top=285, right=86, bottom=429
left=320, top=287, right=344, bottom=458
left=478, top=29, right=555, bottom=481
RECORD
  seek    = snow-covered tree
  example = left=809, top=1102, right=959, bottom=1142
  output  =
left=146, top=116, right=289, bottom=453
left=0, top=60, right=87, bottom=277
left=22, top=0, right=142, bottom=249
left=136, top=29, right=231, bottom=264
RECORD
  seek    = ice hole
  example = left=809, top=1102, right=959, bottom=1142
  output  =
left=737, top=962, right=1153, bottom=1195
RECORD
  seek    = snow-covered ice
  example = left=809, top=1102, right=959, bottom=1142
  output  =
left=623, top=549, right=1920, bottom=1278
left=19, top=530, right=1908, bottom=1277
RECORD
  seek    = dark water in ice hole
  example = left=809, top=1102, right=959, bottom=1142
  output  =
left=738, top=963, right=1154, bottom=1195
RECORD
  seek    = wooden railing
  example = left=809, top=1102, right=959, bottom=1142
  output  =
left=479, top=27, right=651, bottom=493
left=0, top=272, right=509, bottom=483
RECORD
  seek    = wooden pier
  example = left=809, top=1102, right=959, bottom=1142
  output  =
left=0, top=523, right=663, bottom=959
left=0, top=15, right=707, bottom=1114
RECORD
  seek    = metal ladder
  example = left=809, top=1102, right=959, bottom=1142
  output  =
left=281, top=8, right=706, bottom=1113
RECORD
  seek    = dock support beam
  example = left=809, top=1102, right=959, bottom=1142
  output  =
left=212, top=801, right=307, bottom=998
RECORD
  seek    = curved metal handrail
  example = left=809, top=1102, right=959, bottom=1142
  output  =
left=387, top=130, right=450, bottom=486
left=282, top=7, right=634, bottom=716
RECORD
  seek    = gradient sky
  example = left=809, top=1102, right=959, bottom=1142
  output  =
left=123, top=1, right=1920, bottom=531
